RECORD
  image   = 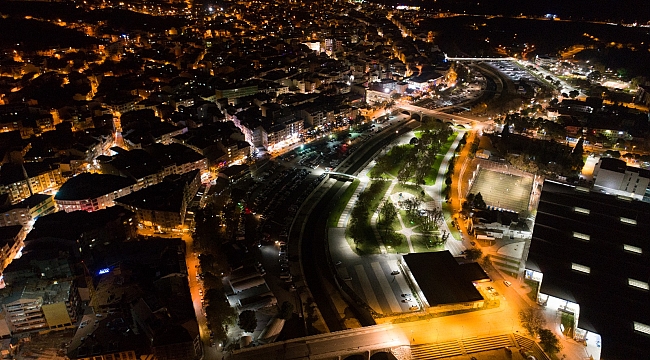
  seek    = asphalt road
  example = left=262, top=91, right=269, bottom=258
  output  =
left=293, top=120, right=416, bottom=331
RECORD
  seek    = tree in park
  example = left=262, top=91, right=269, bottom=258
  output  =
left=238, top=310, right=257, bottom=333
left=464, top=248, right=482, bottom=261
left=519, top=308, right=547, bottom=337
left=379, top=200, right=398, bottom=235
left=278, top=301, right=294, bottom=320
left=473, top=192, right=486, bottom=209
left=569, top=89, right=579, bottom=98
left=538, top=328, right=562, bottom=356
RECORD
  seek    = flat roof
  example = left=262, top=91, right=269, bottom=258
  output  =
left=55, top=173, right=135, bottom=201
left=528, top=180, right=650, bottom=359
left=402, top=252, right=484, bottom=306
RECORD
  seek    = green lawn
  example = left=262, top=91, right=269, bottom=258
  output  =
left=345, top=180, right=390, bottom=254
left=441, top=201, right=462, bottom=239
left=411, top=235, right=445, bottom=253
left=383, top=145, right=415, bottom=177
left=391, top=183, right=433, bottom=202
left=399, top=210, right=423, bottom=228
left=345, top=233, right=380, bottom=255
left=328, top=179, right=360, bottom=227
left=424, top=133, right=457, bottom=185
left=367, top=180, right=390, bottom=215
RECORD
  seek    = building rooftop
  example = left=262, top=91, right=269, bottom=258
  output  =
left=597, top=157, right=650, bottom=178
left=67, top=314, right=150, bottom=360
left=2, top=194, right=52, bottom=211
left=115, top=170, right=199, bottom=213
left=0, top=225, right=22, bottom=248
left=527, top=180, right=650, bottom=359
left=0, top=162, right=59, bottom=186
left=0, top=277, right=73, bottom=306
left=54, top=173, right=135, bottom=201
left=402, top=251, right=486, bottom=306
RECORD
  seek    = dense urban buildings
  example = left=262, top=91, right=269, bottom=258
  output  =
left=0, top=0, right=648, bottom=359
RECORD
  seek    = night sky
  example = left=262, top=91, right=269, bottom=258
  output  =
left=378, top=0, right=650, bottom=22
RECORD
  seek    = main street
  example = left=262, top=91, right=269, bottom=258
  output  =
left=230, top=292, right=528, bottom=360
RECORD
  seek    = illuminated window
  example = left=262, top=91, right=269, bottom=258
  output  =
left=572, top=232, right=590, bottom=241
left=629, top=279, right=649, bottom=290
left=620, top=217, right=637, bottom=225
left=571, top=263, right=590, bottom=274
left=633, top=322, right=650, bottom=335
left=573, top=207, right=590, bottom=215
left=624, top=244, right=642, bottom=254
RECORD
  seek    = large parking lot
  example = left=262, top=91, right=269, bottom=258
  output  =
left=490, top=60, right=542, bottom=85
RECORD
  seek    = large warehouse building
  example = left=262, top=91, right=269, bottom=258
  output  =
left=525, top=180, right=650, bottom=360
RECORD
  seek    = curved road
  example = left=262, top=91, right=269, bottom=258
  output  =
left=292, top=121, right=414, bottom=332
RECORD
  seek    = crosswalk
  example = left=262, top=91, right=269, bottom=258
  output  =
left=411, top=334, right=516, bottom=359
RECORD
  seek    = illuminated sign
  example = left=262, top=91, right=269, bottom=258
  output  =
left=98, top=268, right=110, bottom=275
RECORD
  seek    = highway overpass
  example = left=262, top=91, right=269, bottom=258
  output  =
left=397, top=104, right=475, bottom=129
left=445, top=56, right=516, bottom=61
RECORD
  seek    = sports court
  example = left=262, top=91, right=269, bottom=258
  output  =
left=468, top=168, right=533, bottom=212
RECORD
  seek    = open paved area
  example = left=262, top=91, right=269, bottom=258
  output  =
left=469, top=168, right=533, bottom=212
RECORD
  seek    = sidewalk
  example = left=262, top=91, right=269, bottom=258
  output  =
left=370, top=180, right=397, bottom=254
left=422, top=131, right=466, bottom=255
left=337, top=166, right=371, bottom=228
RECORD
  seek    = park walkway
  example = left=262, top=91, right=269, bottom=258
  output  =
left=369, top=180, right=397, bottom=254
left=422, top=131, right=466, bottom=256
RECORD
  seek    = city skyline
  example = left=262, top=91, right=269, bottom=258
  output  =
left=0, top=0, right=648, bottom=359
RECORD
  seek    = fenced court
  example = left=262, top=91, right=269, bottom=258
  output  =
left=468, top=167, right=533, bottom=212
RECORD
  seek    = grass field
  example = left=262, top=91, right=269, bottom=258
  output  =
left=424, top=133, right=457, bottom=185
left=468, top=168, right=533, bottom=212
left=391, top=183, right=433, bottom=202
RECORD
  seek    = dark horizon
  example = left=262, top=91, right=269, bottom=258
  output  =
left=372, top=0, right=650, bottom=22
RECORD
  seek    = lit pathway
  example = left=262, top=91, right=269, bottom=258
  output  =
left=394, top=212, right=415, bottom=253
left=422, top=131, right=466, bottom=256
left=370, top=180, right=397, bottom=254
left=337, top=166, right=371, bottom=228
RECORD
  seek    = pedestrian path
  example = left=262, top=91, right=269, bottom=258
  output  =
left=395, top=212, right=415, bottom=252
left=337, top=167, right=371, bottom=228
left=370, top=179, right=397, bottom=254
left=422, top=131, right=466, bottom=255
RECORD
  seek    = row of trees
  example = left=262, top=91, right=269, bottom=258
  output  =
left=370, top=122, right=453, bottom=184
left=237, top=301, right=294, bottom=333
left=461, top=192, right=486, bottom=214
left=503, top=113, right=567, bottom=141
left=491, top=124, right=584, bottom=178
left=519, top=308, right=562, bottom=356
left=348, top=181, right=389, bottom=249
left=193, top=202, right=238, bottom=342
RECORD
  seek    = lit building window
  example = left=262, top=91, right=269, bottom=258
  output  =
left=571, top=263, right=590, bottom=274
left=628, top=279, right=649, bottom=290
left=573, top=207, right=590, bottom=215
left=624, top=244, right=642, bottom=254
left=572, top=232, right=590, bottom=241
left=633, top=322, right=650, bottom=335
left=620, top=217, right=637, bottom=225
